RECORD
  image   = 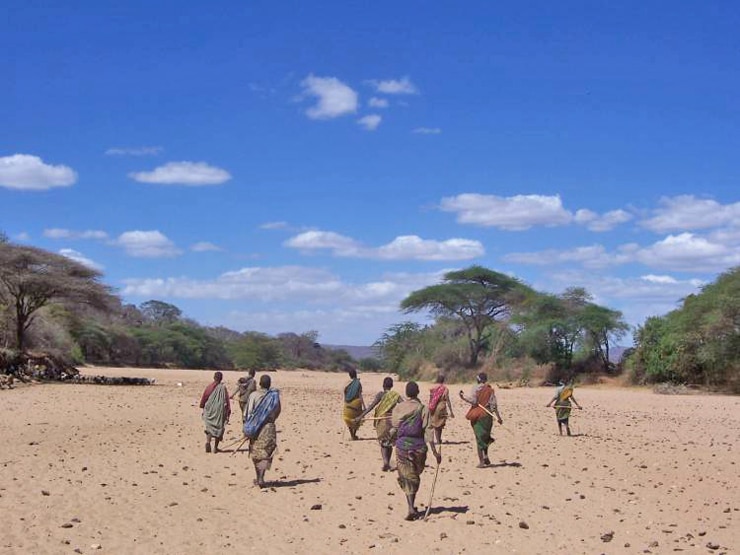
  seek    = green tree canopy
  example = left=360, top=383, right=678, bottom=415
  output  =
left=400, top=266, right=529, bottom=366
left=0, top=243, right=115, bottom=352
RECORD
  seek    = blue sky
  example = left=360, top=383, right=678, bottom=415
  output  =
left=3, top=1, right=739, bottom=345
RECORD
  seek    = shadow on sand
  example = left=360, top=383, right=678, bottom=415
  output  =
left=424, top=505, right=469, bottom=516
left=439, top=440, right=470, bottom=446
left=488, top=460, right=522, bottom=469
left=267, top=477, right=321, bottom=489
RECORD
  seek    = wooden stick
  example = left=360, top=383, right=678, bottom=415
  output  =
left=478, top=404, right=513, bottom=436
left=360, top=415, right=391, bottom=421
left=220, top=435, right=247, bottom=449
left=423, top=445, right=442, bottom=521
left=230, top=436, right=249, bottom=455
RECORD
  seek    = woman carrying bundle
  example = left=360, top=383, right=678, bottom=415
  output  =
left=356, top=377, right=403, bottom=471
left=342, top=368, right=365, bottom=440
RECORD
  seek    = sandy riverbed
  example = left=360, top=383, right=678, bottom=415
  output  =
left=1, top=367, right=737, bottom=554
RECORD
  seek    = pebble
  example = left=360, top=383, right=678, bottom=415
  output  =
left=311, top=504, right=322, bottom=510
left=600, top=531, right=614, bottom=542
left=519, top=521, right=529, bottom=530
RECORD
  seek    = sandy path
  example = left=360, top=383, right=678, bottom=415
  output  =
left=1, top=367, right=737, bottom=554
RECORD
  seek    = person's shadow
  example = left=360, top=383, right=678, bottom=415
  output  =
left=267, top=478, right=321, bottom=489
left=424, top=505, right=469, bottom=516
left=488, top=461, right=522, bottom=468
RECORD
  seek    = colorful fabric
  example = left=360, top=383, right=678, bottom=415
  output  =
left=250, top=422, right=277, bottom=471
left=430, top=401, right=449, bottom=429
left=395, top=406, right=426, bottom=452
left=343, top=397, right=364, bottom=432
left=428, top=385, right=447, bottom=413
left=465, top=384, right=494, bottom=423
left=375, top=416, right=395, bottom=447
left=344, top=378, right=361, bottom=403
left=202, top=383, right=229, bottom=439
left=554, top=386, right=574, bottom=421
left=396, top=447, right=427, bottom=495
left=375, top=390, right=401, bottom=418
left=244, top=389, right=280, bottom=439
left=472, top=413, right=494, bottom=450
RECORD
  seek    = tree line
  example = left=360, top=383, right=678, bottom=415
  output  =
left=1, top=237, right=737, bottom=391
left=0, top=240, right=364, bottom=372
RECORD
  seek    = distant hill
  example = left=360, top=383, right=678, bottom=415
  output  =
left=324, top=344, right=379, bottom=360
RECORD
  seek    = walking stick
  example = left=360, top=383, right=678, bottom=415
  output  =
left=230, top=436, right=249, bottom=456
left=423, top=446, right=442, bottom=521
left=478, top=404, right=513, bottom=436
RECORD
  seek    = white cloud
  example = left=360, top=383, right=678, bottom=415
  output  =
left=14, top=232, right=31, bottom=242
left=368, top=77, right=419, bottom=95
left=440, top=193, right=573, bottom=230
left=504, top=244, right=632, bottom=269
left=300, top=74, right=358, bottom=120
left=375, top=236, right=484, bottom=261
left=357, top=114, right=382, bottom=131
left=129, top=161, right=231, bottom=186
left=105, top=146, right=163, bottom=156
left=59, top=248, right=103, bottom=271
left=115, top=230, right=181, bottom=258
left=538, top=270, right=707, bottom=329
left=285, top=230, right=483, bottom=261
left=640, top=274, right=678, bottom=284
left=190, top=241, right=222, bottom=252
left=574, top=208, right=632, bottom=232
left=641, top=195, right=740, bottom=232
left=44, top=228, right=109, bottom=240
left=120, top=267, right=451, bottom=344
left=122, top=266, right=344, bottom=301
left=368, top=97, right=389, bottom=108
left=122, top=266, right=446, bottom=304
left=260, top=221, right=289, bottom=230
left=285, top=231, right=359, bottom=255
left=505, top=230, right=739, bottom=273
left=634, top=232, right=740, bottom=272
left=412, top=127, right=442, bottom=135
left=0, top=154, right=77, bottom=191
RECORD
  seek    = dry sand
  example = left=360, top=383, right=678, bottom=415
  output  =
left=1, top=367, right=737, bottom=554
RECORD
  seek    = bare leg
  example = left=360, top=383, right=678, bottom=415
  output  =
left=213, top=437, right=221, bottom=453
left=381, top=446, right=392, bottom=471
left=205, top=433, right=212, bottom=453
left=404, top=493, right=418, bottom=520
left=434, top=427, right=442, bottom=445
left=476, top=448, right=488, bottom=468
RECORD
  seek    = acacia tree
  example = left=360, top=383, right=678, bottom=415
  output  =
left=140, top=300, right=182, bottom=326
left=515, top=287, right=629, bottom=371
left=0, top=243, right=114, bottom=352
left=400, top=266, right=527, bottom=366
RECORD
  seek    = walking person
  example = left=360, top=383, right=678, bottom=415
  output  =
left=459, top=372, right=502, bottom=467
left=244, top=374, right=281, bottom=488
left=390, top=381, right=441, bottom=521
left=230, top=369, right=256, bottom=422
left=356, top=377, right=403, bottom=471
left=428, top=373, right=454, bottom=445
left=342, top=368, right=365, bottom=440
left=546, top=381, right=582, bottom=436
left=199, top=371, right=231, bottom=454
